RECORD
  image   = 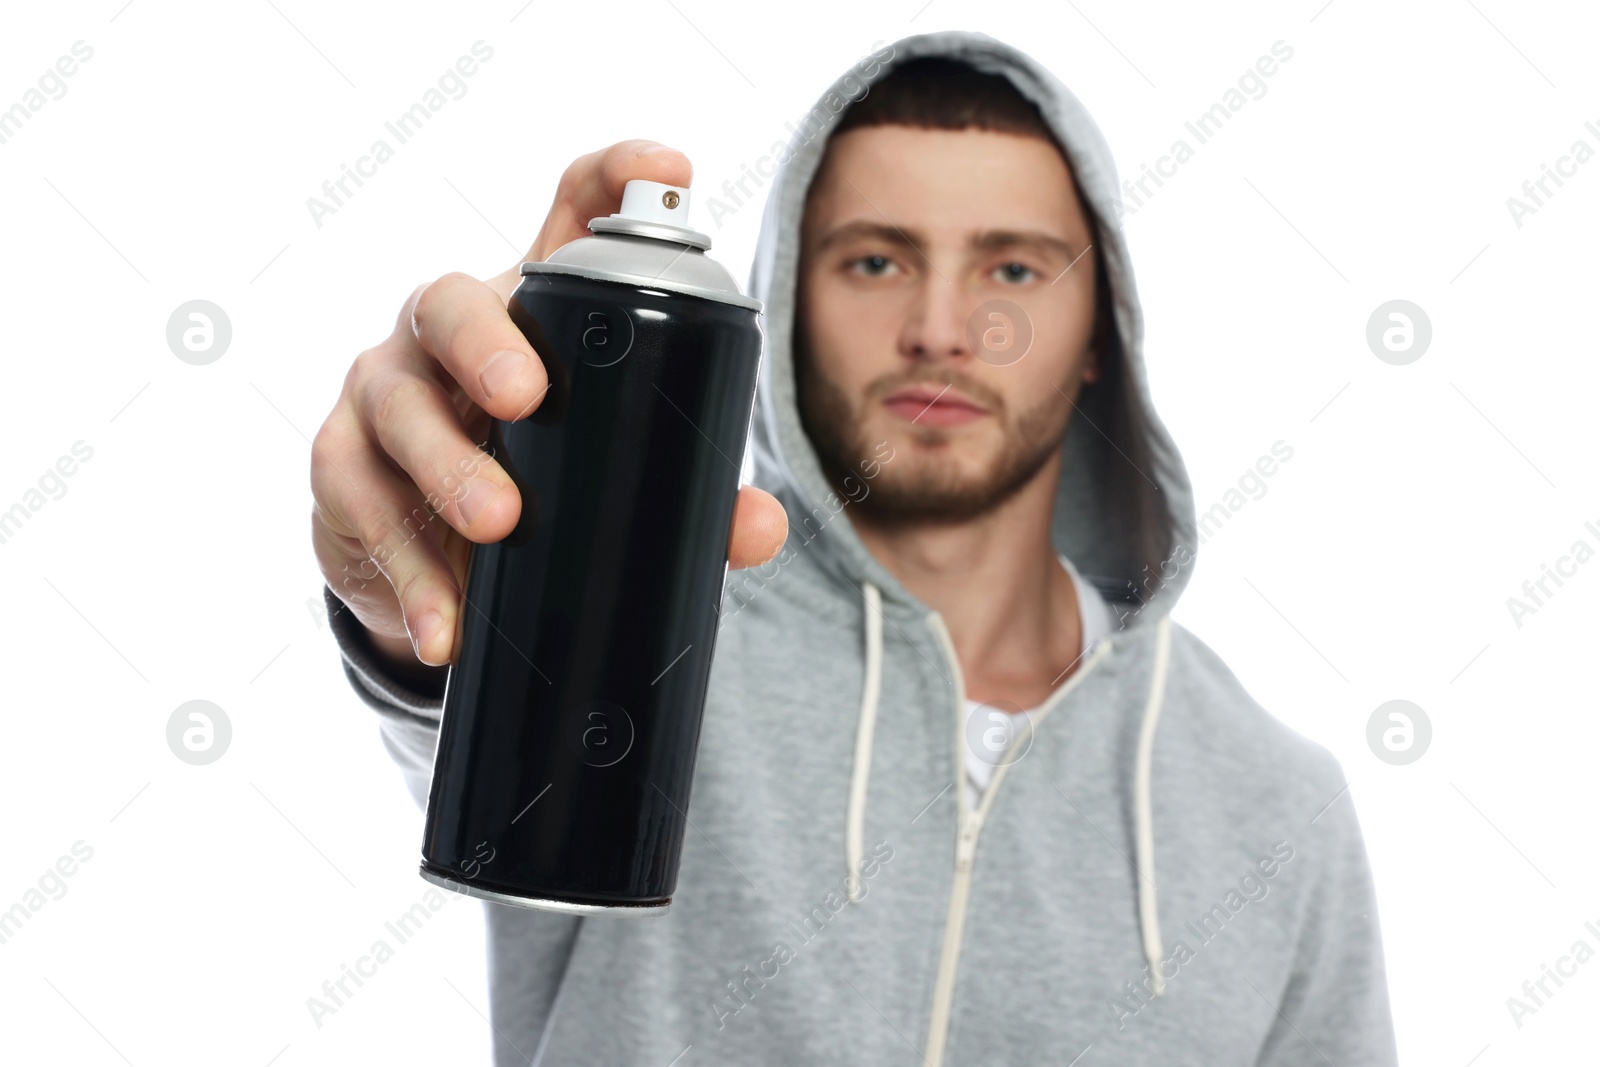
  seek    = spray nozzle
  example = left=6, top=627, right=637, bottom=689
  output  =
left=613, top=179, right=691, bottom=226
left=587, top=178, right=711, bottom=251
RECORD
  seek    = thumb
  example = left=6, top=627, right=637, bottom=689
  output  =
left=524, top=140, right=694, bottom=267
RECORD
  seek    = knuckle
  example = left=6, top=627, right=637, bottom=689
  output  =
left=555, top=149, right=603, bottom=203
left=389, top=558, right=435, bottom=610
left=352, top=509, right=402, bottom=572
left=402, top=279, right=429, bottom=317
left=438, top=446, right=495, bottom=497
left=387, top=282, right=429, bottom=341
left=562, top=149, right=598, bottom=185
left=310, top=499, right=338, bottom=541
left=412, top=272, right=472, bottom=332
left=309, top=416, right=353, bottom=489
left=410, top=280, right=441, bottom=333
left=364, top=511, right=440, bottom=600
left=368, top=373, right=437, bottom=436
left=309, top=427, right=335, bottom=483
left=347, top=343, right=391, bottom=396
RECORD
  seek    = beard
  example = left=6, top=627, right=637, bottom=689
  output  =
left=796, top=346, right=1073, bottom=525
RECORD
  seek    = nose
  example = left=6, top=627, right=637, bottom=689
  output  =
left=898, top=275, right=973, bottom=365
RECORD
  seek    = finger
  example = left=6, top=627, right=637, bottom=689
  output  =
left=351, top=356, right=522, bottom=543
left=728, top=486, right=788, bottom=569
left=313, top=516, right=416, bottom=667
left=523, top=140, right=694, bottom=264
left=311, top=422, right=463, bottom=665
left=411, top=271, right=551, bottom=424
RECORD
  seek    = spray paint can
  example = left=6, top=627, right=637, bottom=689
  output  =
left=418, top=179, right=763, bottom=915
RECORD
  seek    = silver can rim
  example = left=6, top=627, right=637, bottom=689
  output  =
left=419, top=866, right=672, bottom=917
left=520, top=259, right=764, bottom=313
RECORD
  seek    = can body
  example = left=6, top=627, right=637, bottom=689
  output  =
left=419, top=269, right=762, bottom=913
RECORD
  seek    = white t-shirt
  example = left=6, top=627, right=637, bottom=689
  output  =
left=962, top=554, right=1114, bottom=811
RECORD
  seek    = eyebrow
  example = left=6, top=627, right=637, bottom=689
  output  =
left=814, top=220, right=924, bottom=254
left=814, top=220, right=1082, bottom=259
left=972, top=229, right=1080, bottom=259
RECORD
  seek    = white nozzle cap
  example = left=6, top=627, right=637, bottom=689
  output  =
left=615, top=179, right=691, bottom=226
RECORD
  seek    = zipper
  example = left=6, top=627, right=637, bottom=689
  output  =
left=920, top=613, right=1114, bottom=1067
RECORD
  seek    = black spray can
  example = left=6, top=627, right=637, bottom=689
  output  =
left=418, top=179, right=763, bottom=915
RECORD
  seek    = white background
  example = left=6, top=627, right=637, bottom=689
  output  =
left=1, top=1, right=1595, bottom=1064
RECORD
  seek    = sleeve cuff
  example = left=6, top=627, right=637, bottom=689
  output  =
left=323, top=584, right=447, bottom=722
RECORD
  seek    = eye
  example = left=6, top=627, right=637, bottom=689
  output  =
left=850, top=254, right=896, bottom=277
left=992, top=261, right=1037, bottom=284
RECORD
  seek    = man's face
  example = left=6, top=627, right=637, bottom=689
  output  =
left=796, top=124, right=1101, bottom=522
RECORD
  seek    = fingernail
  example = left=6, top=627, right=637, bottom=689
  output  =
left=480, top=350, right=527, bottom=400
left=637, top=142, right=673, bottom=156
left=412, top=609, right=446, bottom=664
left=456, top=477, right=500, bottom=526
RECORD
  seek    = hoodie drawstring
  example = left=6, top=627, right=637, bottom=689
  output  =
left=845, top=581, right=884, bottom=903
left=1135, top=612, right=1172, bottom=994
left=844, top=584, right=1174, bottom=1001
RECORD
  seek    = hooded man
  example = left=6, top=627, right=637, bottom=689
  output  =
left=311, top=29, right=1397, bottom=1066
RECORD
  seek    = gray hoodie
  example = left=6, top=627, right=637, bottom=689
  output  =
left=325, top=29, right=1398, bottom=1067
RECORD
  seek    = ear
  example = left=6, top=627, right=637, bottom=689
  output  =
left=1082, top=343, right=1102, bottom=384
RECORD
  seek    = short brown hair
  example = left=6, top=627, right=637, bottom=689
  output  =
left=832, top=56, right=1058, bottom=142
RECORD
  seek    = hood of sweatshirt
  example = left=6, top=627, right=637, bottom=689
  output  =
left=745, top=31, right=1197, bottom=623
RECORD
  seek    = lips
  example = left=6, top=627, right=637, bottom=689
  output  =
left=881, top=383, right=989, bottom=427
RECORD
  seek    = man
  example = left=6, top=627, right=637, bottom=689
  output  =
left=312, top=31, right=1397, bottom=1066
